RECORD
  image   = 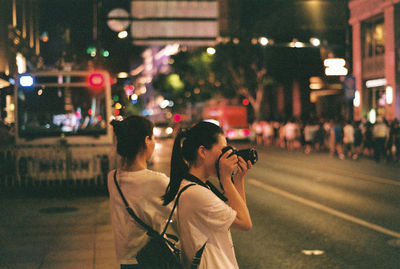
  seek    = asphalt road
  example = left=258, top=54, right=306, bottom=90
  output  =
left=230, top=144, right=400, bottom=269
left=152, top=138, right=400, bottom=268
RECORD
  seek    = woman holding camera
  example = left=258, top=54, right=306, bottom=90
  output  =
left=163, top=121, right=253, bottom=268
left=108, top=115, right=173, bottom=269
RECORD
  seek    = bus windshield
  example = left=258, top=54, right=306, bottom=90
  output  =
left=18, top=85, right=107, bottom=138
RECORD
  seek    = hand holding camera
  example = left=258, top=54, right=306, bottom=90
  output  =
left=216, top=146, right=258, bottom=184
left=218, top=149, right=239, bottom=182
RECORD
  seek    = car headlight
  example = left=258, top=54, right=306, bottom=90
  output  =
left=166, top=127, right=173, bottom=135
left=154, top=127, right=161, bottom=137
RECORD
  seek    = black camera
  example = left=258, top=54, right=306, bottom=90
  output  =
left=221, top=146, right=258, bottom=165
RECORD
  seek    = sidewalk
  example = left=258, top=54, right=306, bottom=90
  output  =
left=0, top=194, right=119, bottom=269
left=0, top=140, right=172, bottom=269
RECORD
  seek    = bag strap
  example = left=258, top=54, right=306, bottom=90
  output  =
left=161, top=182, right=195, bottom=235
left=114, top=170, right=206, bottom=268
left=113, top=170, right=157, bottom=236
left=113, top=170, right=195, bottom=237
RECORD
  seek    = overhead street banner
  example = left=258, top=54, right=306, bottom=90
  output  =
left=130, top=1, right=218, bottom=46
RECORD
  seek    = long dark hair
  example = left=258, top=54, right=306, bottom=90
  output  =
left=162, top=121, right=224, bottom=205
left=110, top=115, right=154, bottom=163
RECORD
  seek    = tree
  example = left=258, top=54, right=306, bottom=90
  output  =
left=153, top=39, right=276, bottom=121
left=212, top=40, right=276, bottom=121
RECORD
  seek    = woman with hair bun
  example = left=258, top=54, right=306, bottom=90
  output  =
left=163, top=121, right=253, bottom=269
left=108, top=115, right=173, bottom=269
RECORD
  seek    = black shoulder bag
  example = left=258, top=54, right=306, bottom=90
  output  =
left=113, top=170, right=205, bottom=269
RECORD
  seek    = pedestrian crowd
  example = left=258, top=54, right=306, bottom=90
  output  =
left=251, top=117, right=400, bottom=163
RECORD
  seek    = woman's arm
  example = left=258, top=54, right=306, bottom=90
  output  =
left=219, top=151, right=252, bottom=231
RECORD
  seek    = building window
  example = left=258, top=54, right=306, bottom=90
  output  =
left=363, top=18, right=385, bottom=58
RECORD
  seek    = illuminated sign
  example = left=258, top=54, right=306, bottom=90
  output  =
left=130, top=1, right=218, bottom=46
left=366, top=78, right=386, bottom=88
left=324, top=58, right=348, bottom=76
left=19, top=75, right=34, bottom=87
left=386, top=86, right=393, bottom=105
left=353, top=91, right=360, bottom=107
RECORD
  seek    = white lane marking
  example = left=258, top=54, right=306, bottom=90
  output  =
left=264, top=155, right=400, bottom=187
left=248, top=179, right=400, bottom=239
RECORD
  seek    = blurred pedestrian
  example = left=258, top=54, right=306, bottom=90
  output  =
left=331, top=119, right=344, bottom=159
left=285, top=119, right=297, bottom=151
left=163, top=121, right=252, bottom=268
left=389, top=119, right=400, bottom=162
left=107, top=115, right=173, bottom=268
left=363, top=123, right=374, bottom=157
left=372, top=116, right=389, bottom=163
left=343, top=120, right=355, bottom=159
left=304, top=120, right=318, bottom=154
left=0, top=111, right=13, bottom=146
left=314, top=122, right=326, bottom=152
left=261, top=120, right=273, bottom=146
left=252, top=121, right=263, bottom=146
left=353, top=121, right=363, bottom=159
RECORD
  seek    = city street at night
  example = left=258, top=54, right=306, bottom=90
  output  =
left=1, top=139, right=399, bottom=269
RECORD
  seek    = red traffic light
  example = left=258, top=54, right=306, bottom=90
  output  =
left=88, top=73, right=104, bottom=88
left=173, top=114, right=182, bottom=122
left=242, top=98, right=249, bottom=106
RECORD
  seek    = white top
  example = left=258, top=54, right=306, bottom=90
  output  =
left=108, top=169, right=173, bottom=264
left=178, top=180, right=238, bottom=269
left=343, top=124, right=355, bottom=143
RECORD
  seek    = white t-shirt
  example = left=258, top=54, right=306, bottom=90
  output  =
left=108, top=169, right=172, bottom=264
left=343, top=124, right=355, bottom=144
left=178, top=180, right=238, bottom=269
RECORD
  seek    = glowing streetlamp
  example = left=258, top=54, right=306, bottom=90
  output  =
left=206, top=47, right=216, bottom=55
left=118, top=31, right=128, bottom=39
left=259, top=37, right=269, bottom=46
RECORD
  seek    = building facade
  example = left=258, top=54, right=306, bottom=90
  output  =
left=0, top=0, right=40, bottom=124
left=349, top=0, right=400, bottom=121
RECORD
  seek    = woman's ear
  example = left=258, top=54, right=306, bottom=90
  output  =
left=144, top=136, right=152, bottom=147
left=197, top=145, right=206, bottom=160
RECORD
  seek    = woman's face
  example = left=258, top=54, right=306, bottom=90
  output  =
left=204, top=134, right=227, bottom=177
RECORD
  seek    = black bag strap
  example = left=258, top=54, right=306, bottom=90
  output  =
left=114, top=170, right=206, bottom=268
left=113, top=170, right=195, bottom=237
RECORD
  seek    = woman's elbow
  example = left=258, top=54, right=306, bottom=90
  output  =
left=242, top=220, right=253, bottom=231
left=233, top=219, right=253, bottom=231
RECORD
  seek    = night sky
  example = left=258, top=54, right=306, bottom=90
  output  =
left=38, top=0, right=349, bottom=72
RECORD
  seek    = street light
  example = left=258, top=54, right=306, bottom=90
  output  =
left=118, top=31, right=128, bottom=39
left=259, top=37, right=269, bottom=46
left=310, top=37, right=320, bottom=47
left=206, top=47, right=216, bottom=55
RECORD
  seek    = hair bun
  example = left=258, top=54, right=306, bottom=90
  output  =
left=110, top=119, right=124, bottom=134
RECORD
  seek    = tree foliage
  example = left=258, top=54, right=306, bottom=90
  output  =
left=153, top=39, right=277, bottom=120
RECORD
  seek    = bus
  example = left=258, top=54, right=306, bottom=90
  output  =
left=0, top=70, right=115, bottom=189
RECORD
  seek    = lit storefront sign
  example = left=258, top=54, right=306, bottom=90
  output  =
left=16, top=53, right=27, bottom=74
left=368, top=108, right=376, bottom=124
left=365, top=78, right=386, bottom=88
left=353, top=91, right=360, bottom=107
left=386, top=85, right=393, bottom=105
left=324, top=58, right=348, bottom=76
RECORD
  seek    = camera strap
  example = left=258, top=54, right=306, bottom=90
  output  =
left=184, top=173, right=228, bottom=203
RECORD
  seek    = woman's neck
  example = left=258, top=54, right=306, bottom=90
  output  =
left=188, top=166, right=208, bottom=183
left=121, top=155, right=147, bottom=172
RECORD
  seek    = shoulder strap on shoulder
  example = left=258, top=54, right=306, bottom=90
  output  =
left=113, top=170, right=158, bottom=236
left=161, top=183, right=195, bottom=235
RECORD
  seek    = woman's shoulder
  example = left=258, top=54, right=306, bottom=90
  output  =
left=180, top=181, right=220, bottom=204
left=145, top=169, right=169, bottom=179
